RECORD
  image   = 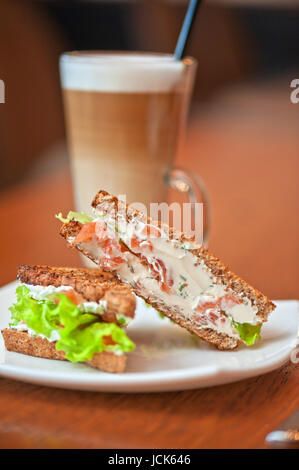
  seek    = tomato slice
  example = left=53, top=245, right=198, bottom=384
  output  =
left=196, top=300, right=219, bottom=314
left=101, top=238, right=114, bottom=255
left=221, top=294, right=242, bottom=309
left=54, top=289, right=85, bottom=306
left=98, top=237, right=126, bottom=269
left=208, top=311, right=219, bottom=325
left=64, top=289, right=85, bottom=305
left=195, top=306, right=219, bottom=326
left=149, top=257, right=173, bottom=293
left=100, top=256, right=125, bottom=270
left=74, top=219, right=126, bottom=270
left=75, top=220, right=111, bottom=245
left=103, top=335, right=116, bottom=346
left=131, top=237, right=141, bottom=250
left=141, top=224, right=161, bottom=239
left=196, top=293, right=242, bottom=315
left=139, top=240, right=153, bottom=252
left=74, top=222, right=96, bottom=244
left=131, top=236, right=153, bottom=252
left=120, top=241, right=128, bottom=253
left=110, top=256, right=126, bottom=266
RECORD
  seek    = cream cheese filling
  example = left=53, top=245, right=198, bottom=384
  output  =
left=78, top=213, right=260, bottom=340
left=79, top=239, right=240, bottom=338
left=11, top=321, right=60, bottom=342
left=24, top=283, right=107, bottom=315
left=24, top=283, right=73, bottom=300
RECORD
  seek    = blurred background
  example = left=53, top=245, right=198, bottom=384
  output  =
left=0, top=0, right=298, bottom=299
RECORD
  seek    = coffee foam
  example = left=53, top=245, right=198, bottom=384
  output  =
left=60, top=53, right=187, bottom=93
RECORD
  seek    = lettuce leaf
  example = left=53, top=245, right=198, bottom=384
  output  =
left=10, top=285, right=61, bottom=338
left=55, top=211, right=93, bottom=224
left=143, top=301, right=165, bottom=319
left=232, top=320, right=262, bottom=346
left=157, top=311, right=165, bottom=319
left=9, top=286, right=135, bottom=362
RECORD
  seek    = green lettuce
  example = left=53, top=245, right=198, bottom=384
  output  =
left=232, top=320, right=262, bottom=346
left=9, top=286, right=135, bottom=362
left=55, top=211, right=93, bottom=224
left=157, top=311, right=165, bottom=319
left=143, top=301, right=165, bottom=319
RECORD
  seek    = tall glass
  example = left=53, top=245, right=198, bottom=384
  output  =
left=60, top=51, right=209, bottom=240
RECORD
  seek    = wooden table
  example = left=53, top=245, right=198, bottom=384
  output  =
left=0, top=85, right=298, bottom=449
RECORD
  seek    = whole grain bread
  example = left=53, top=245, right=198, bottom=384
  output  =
left=18, top=264, right=136, bottom=323
left=2, top=328, right=126, bottom=373
left=60, top=190, right=276, bottom=350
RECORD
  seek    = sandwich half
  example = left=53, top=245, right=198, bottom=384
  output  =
left=2, top=265, right=136, bottom=373
left=59, top=191, right=276, bottom=350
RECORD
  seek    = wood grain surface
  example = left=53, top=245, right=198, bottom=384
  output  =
left=0, top=363, right=298, bottom=449
left=0, top=87, right=298, bottom=449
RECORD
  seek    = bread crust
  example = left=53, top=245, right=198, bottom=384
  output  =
left=129, top=291, right=239, bottom=350
left=18, top=264, right=136, bottom=322
left=60, top=190, right=276, bottom=350
left=1, top=328, right=127, bottom=373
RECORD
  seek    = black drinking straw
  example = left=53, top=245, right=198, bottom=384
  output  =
left=174, top=0, right=202, bottom=60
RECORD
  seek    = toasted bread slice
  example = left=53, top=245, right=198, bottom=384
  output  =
left=18, top=264, right=136, bottom=323
left=2, top=328, right=126, bottom=373
left=60, top=190, right=276, bottom=350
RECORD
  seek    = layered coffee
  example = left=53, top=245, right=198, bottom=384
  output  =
left=60, top=53, right=195, bottom=212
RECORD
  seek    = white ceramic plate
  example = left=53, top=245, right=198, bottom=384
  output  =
left=0, top=281, right=298, bottom=392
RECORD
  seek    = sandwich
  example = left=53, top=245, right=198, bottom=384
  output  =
left=58, top=190, right=276, bottom=350
left=2, top=265, right=136, bottom=373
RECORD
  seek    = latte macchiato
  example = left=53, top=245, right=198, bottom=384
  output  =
left=60, top=52, right=197, bottom=212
